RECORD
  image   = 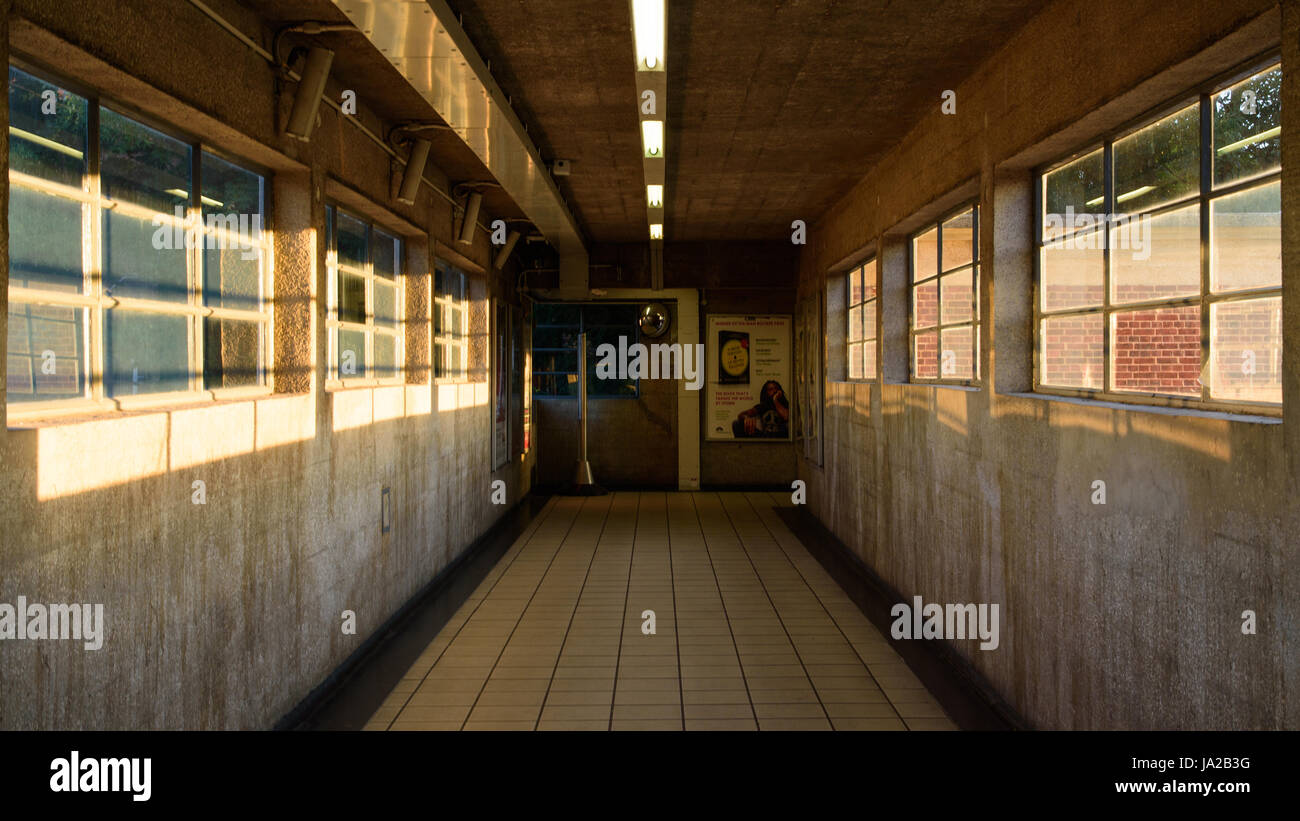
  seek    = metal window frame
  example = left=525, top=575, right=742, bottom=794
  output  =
left=846, top=257, right=880, bottom=382
left=6, top=60, right=274, bottom=418
left=1032, top=52, right=1283, bottom=416
left=326, top=204, right=406, bottom=387
left=908, top=202, right=981, bottom=385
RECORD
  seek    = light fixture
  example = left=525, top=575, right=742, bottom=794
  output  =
left=1216, top=125, right=1281, bottom=155
left=631, top=0, right=665, bottom=71
left=642, top=120, right=664, bottom=157
left=1115, top=185, right=1155, bottom=204
left=397, top=138, right=432, bottom=205
left=458, top=191, right=483, bottom=245
left=649, top=223, right=663, bottom=239
left=285, top=46, right=335, bottom=141
left=647, top=184, right=663, bottom=208
left=494, top=230, right=521, bottom=269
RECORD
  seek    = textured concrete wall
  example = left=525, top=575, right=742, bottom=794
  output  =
left=797, top=0, right=1297, bottom=729
left=0, top=0, right=534, bottom=729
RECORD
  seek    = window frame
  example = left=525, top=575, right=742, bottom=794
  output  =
left=325, top=204, right=406, bottom=387
left=908, top=202, right=981, bottom=386
left=531, top=303, right=642, bottom=400
left=1032, top=52, right=1283, bottom=416
left=433, top=262, right=469, bottom=383
left=845, top=257, right=879, bottom=382
left=6, top=59, right=274, bottom=418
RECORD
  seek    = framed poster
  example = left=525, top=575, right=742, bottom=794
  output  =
left=705, top=314, right=793, bottom=442
left=492, top=299, right=509, bottom=469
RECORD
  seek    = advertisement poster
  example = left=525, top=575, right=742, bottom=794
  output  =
left=492, top=300, right=509, bottom=469
left=705, top=314, right=792, bottom=442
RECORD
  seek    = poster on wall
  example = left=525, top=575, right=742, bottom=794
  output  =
left=492, top=300, right=510, bottom=469
left=705, top=314, right=793, bottom=442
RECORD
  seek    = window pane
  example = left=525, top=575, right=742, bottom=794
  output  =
left=534, top=326, right=577, bottom=349
left=940, top=269, right=974, bottom=325
left=100, top=107, right=192, bottom=214
left=1112, top=102, right=1199, bottom=214
left=847, top=305, right=862, bottom=342
left=536, top=350, right=577, bottom=373
left=103, top=209, right=189, bottom=303
left=912, top=227, right=938, bottom=281
left=1041, top=241, right=1103, bottom=312
left=1110, top=305, right=1201, bottom=396
left=203, top=246, right=262, bottom=311
left=1040, top=313, right=1104, bottom=390
left=373, top=230, right=398, bottom=279
left=862, top=260, right=877, bottom=301
left=375, top=333, right=399, bottom=380
left=941, top=209, right=975, bottom=271
left=203, top=317, right=263, bottom=390
left=200, top=152, right=264, bottom=224
left=863, top=300, right=877, bottom=342
left=8, top=67, right=88, bottom=187
left=7, top=303, right=86, bottom=402
left=863, top=339, right=877, bottom=380
left=913, top=330, right=938, bottom=379
left=913, top=280, right=938, bottom=329
left=338, top=329, right=366, bottom=379
left=1043, top=148, right=1104, bottom=241
left=374, top=281, right=398, bottom=328
left=1209, top=297, right=1281, bottom=403
left=1213, top=65, right=1281, bottom=188
left=849, top=267, right=863, bottom=305
left=940, top=326, right=975, bottom=379
left=1211, top=181, right=1280, bottom=293
left=104, top=311, right=190, bottom=397
left=847, top=342, right=862, bottom=380
left=338, top=272, right=366, bottom=324
left=336, top=211, right=368, bottom=270
left=1110, top=204, right=1200, bottom=305
left=9, top=186, right=84, bottom=293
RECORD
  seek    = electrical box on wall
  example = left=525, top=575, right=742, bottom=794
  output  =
left=381, top=486, right=392, bottom=534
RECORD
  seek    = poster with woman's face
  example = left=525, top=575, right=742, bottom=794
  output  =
left=704, top=315, right=792, bottom=441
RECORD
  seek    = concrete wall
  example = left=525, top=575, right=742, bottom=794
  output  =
left=0, top=0, right=535, bottom=729
left=797, top=0, right=1298, bottom=730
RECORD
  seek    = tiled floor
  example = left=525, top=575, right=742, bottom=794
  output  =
left=365, top=492, right=957, bottom=731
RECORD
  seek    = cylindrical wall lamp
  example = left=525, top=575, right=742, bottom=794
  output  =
left=285, top=47, right=335, bottom=141
left=397, top=138, right=432, bottom=205
left=494, top=230, right=521, bottom=269
left=458, top=191, right=483, bottom=245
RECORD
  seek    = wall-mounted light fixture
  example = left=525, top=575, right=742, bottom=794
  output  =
left=494, top=230, right=522, bottom=269
left=285, top=46, right=335, bottom=141
left=397, top=138, right=432, bottom=205
left=459, top=191, right=483, bottom=245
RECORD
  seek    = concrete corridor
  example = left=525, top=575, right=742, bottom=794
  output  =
left=364, top=492, right=954, bottom=731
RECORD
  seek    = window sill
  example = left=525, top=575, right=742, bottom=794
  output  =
left=1003, top=391, right=1281, bottom=424
left=887, top=381, right=981, bottom=392
left=6, top=388, right=281, bottom=430
left=326, top=380, right=410, bottom=392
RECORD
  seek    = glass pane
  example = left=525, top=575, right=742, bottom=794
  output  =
left=373, top=230, right=398, bottom=279
left=913, top=330, right=938, bottom=379
left=375, top=333, right=399, bottom=379
left=7, top=303, right=86, bottom=402
left=848, top=267, right=863, bottom=305
left=1110, top=204, right=1200, bottom=305
left=1041, top=313, right=1104, bottom=390
left=104, top=209, right=189, bottom=303
left=1043, top=148, right=1104, bottom=240
left=940, top=326, right=974, bottom=379
left=8, top=67, right=88, bottom=187
left=337, top=272, right=366, bottom=324
left=336, top=210, right=368, bottom=270
left=863, top=300, right=877, bottom=342
left=1110, top=305, right=1201, bottom=396
left=913, top=280, right=938, bottom=329
left=450, top=306, right=463, bottom=337
left=1209, top=297, right=1281, bottom=403
left=1211, top=182, right=1280, bottom=293
left=338, top=329, right=366, bottom=378
left=203, top=246, right=261, bottom=311
left=374, top=281, right=398, bottom=328
left=203, top=317, right=263, bottom=390
left=1041, top=241, right=1103, bottom=312
left=912, top=227, right=938, bottom=281
left=1112, top=102, right=1200, bottom=214
left=535, top=350, right=577, bottom=373
left=100, top=107, right=192, bottom=214
left=1213, top=65, right=1281, bottom=188
left=847, top=342, right=863, bottom=380
left=940, top=269, right=974, bottom=325
left=941, top=209, right=975, bottom=271
left=863, top=259, right=877, bottom=301
left=534, top=326, right=577, bottom=349
left=8, top=186, right=84, bottom=292
left=200, top=152, right=264, bottom=224
left=863, top=339, right=877, bottom=380
left=534, top=302, right=579, bottom=326
left=104, top=311, right=190, bottom=397
left=847, top=305, right=863, bottom=342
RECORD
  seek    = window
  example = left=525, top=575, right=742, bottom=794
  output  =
left=846, top=258, right=878, bottom=380
left=434, top=264, right=468, bottom=380
left=910, top=205, right=979, bottom=382
left=531, top=303, right=640, bottom=398
left=1036, top=60, right=1281, bottom=409
left=325, top=206, right=403, bottom=383
left=7, top=65, right=271, bottom=409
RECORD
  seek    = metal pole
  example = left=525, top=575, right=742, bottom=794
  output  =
left=572, top=332, right=595, bottom=487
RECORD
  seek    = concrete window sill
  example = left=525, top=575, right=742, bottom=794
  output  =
left=1002, top=391, right=1281, bottom=425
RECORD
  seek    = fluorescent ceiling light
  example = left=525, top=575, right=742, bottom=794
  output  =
left=647, top=185, right=663, bottom=208
left=10, top=126, right=83, bottom=160
left=649, top=223, right=663, bottom=239
left=632, top=0, right=665, bottom=71
left=166, top=188, right=224, bottom=208
left=642, top=120, right=664, bottom=157
left=1115, top=185, right=1155, bottom=204
left=1216, top=125, right=1280, bottom=155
